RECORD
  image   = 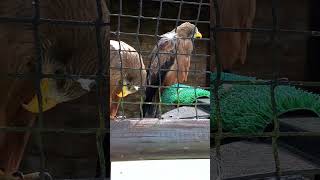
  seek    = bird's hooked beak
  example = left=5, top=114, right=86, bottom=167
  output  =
left=194, top=32, right=202, bottom=39
left=117, top=85, right=130, bottom=98
left=22, top=78, right=58, bottom=113
left=116, top=80, right=139, bottom=98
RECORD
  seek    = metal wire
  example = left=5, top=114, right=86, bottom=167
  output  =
left=270, top=0, right=281, bottom=178
left=151, top=0, right=210, bottom=6
left=0, top=127, right=319, bottom=138
left=136, top=0, right=145, bottom=122
left=94, top=0, right=109, bottom=178
left=208, top=0, right=318, bottom=179
left=0, top=16, right=110, bottom=27
left=1, top=1, right=111, bottom=179
left=173, top=0, right=184, bottom=120
left=192, top=0, right=204, bottom=120
left=210, top=0, right=223, bottom=178
left=153, top=0, right=164, bottom=119
left=116, top=0, right=126, bottom=121
left=32, top=0, right=47, bottom=179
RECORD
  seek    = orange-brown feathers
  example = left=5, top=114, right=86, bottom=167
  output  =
left=142, top=22, right=202, bottom=117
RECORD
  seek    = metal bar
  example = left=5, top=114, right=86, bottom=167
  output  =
left=192, top=0, right=204, bottom=120
left=94, top=0, right=110, bottom=178
left=173, top=0, right=183, bottom=120
left=2, top=127, right=320, bottom=137
left=151, top=0, right=210, bottom=6
left=110, top=14, right=210, bottom=24
left=270, top=0, right=281, bottom=178
left=9, top=71, right=320, bottom=88
left=115, top=0, right=126, bottom=121
left=1, top=16, right=320, bottom=37
left=135, top=0, right=145, bottom=121
left=211, top=26, right=320, bottom=36
left=109, top=49, right=211, bottom=57
left=110, top=31, right=211, bottom=41
left=210, top=0, right=223, bottom=178
left=152, top=0, right=163, bottom=119
left=111, top=27, right=320, bottom=39
left=0, top=17, right=110, bottom=26
left=31, top=0, right=46, bottom=179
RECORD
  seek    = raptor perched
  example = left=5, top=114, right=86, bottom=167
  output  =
left=23, top=40, right=146, bottom=119
left=23, top=39, right=146, bottom=180
left=142, top=22, right=202, bottom=118
left=109, top=40, right=146, bottom=119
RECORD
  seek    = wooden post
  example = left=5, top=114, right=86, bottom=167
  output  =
left=110, top=118, right=210, bottom=161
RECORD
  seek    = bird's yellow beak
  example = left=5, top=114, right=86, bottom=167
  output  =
left=22, top=79, right=58, bottom=113
left=117, top=85, right=130, bottom=98
left=194, top=32, right=202, bottom=39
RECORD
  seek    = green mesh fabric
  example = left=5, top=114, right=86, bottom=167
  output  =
left=210, top=72, right=320, bottom=133
left=161, top=83, right=210, bottom=105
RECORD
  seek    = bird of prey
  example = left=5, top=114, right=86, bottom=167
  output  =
left=108, top=40, right=146, bottom=119
left=0, top=0, right=113, bottom=178
left=215, top=0, right=256, bottom=72
left=142, top=22, right=202, bottom=118
left=23, top=39, right=146, bottom=119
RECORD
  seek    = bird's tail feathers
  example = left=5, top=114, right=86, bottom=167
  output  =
left=142, top=55, right=175, bottom=118
left=142, top=87, right=158, bottom=118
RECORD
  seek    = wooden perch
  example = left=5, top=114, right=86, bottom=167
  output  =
left=110, top=118, right=210, bottom=161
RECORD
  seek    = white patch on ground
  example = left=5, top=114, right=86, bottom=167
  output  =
left=112, top=159, right=210, bottom=180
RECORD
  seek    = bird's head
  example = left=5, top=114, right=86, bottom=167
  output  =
left=176, top=22, right=202, bottom=39
left=117, top=69, right=146, bottom=98
left=22, top=59, right=85, bottom=113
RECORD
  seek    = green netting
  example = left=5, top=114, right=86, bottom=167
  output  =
left=161, top=83, right=210, bottom=105
left=211, top=72, right=320, bottom=133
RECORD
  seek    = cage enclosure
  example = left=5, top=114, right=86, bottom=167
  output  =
left=0, top=0, right=320, bottom=180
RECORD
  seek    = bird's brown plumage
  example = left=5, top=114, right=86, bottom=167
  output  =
left=215, top=0, right=256, bottom=71
left=142, top=22, right=202, bottom=117
left=109, top=40, right=146, bottom=119
left=0, top=0, right=109, bottom=177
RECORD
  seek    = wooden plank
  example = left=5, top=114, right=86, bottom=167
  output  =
left=110, top=118, right=210, bottom=161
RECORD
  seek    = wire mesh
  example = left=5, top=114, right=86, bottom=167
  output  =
left=110, top=0, right=210, bottom=120
left=0, top=0, right=111, bottom=179
left=0, top=0, right=319, bottom=179
left=210, top=0, right=320, bottom=180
